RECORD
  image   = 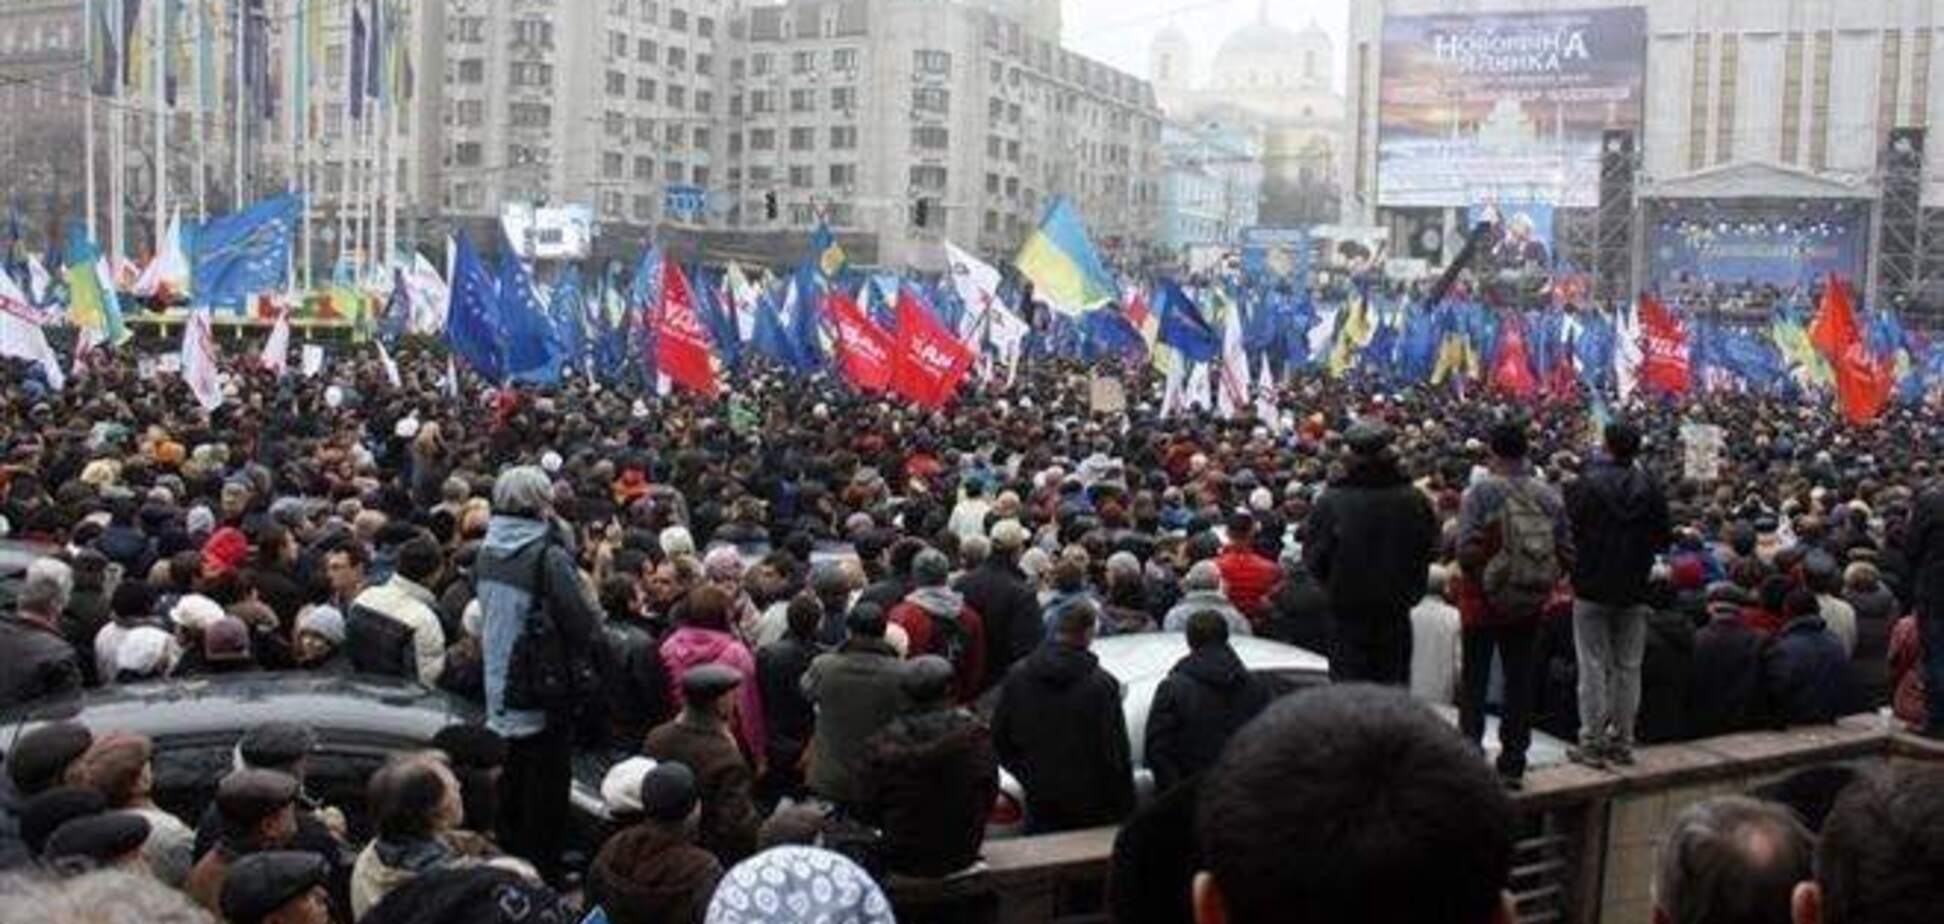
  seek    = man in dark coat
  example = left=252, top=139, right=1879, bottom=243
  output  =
left=955, top=519, right=1043, bottom=690
left=0, top=559, right=82, bottom=710
left=1303, top=422, right=1438, bottom=685
left=1564, top=421, right=1671, bottom=767
left=1688, top=584, right=1770, bottom=737
left=754, top=595, right=821, bottom=805
left=587, top=762, right=722, bottom=924
left=992, top=598, right=1133, bottom=833
left=1636, top=575, right=1695, bottom=744
left=856, top=656, right=998, bottom=878
left=1762, top=591, right=1856, bottom=726
left=1905, top=487, right=1944, bottom=737
left=642, top=666, right=761, bottom=866
left=800, top=604, right=908, bottom=808
left=1144, top=611, right=1272, bottom=794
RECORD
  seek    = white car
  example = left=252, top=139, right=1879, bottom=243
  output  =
left=987, top=633, right=1567, bottom=837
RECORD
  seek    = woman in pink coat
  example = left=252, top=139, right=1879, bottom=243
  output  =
left=659, top=584, right=767, bottom=770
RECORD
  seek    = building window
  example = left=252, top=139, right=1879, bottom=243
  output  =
left=609, top=31, right=628, bottom=58
left=696, top=53, right=713, bottom=76
left=790, top=127, right=815, bottom=150
left=913, top=87, right=949, bottom=114
left=915, top=50, right=952, bottom=75
left=693, top=128, right=711, bottom=149
left=693, top=166, right=710, bottom=187
left=635, top=117, right=654, bottom=140
left=751, top=53, right=772, bottom=75
left=1688, top=35, right=1711, bottom=170
left=665, top=124, right=685, bottom=150
left=512, top=19, right=553, bottom=48
left=912, top=126, right=950, bottom=149
left=634, top=195, right=656, bottom=220
left=666, top=84, right=686, bottom=108
left=830, top=126, right=857, bottom=149
left=987, top=136, right=1001, bottom=157
left=830, top=86, right=855, bottom=111
left=637, top=77, right=656, bottom=101
left=728, top=132, right=743, bottom=155
left=749, top=166, right=773, bottom=184
left=638, top=39, right=657, bottom=63
left=665, top=161, right=685, bottom=182
left=697, top=16, right=715, bottom=38
left=456, top=99, right=485, bottom=126
left=1715, top=34, right=1738, bottom=165
left=986, top=173, right=1000, bottom=194
left=511, top=102, right=550, bottom=127
left=603, top=152, right=624, bottom=179
left=989, top=98, right=1003, bottom=120
left=909, top=165, right=948, bottom=190
left=829, top=163, right=856, bottom=187
left=667, top=48, right=686, bottom=70
left=510, top=62, right=552, bottom=88
left=606, top=70, right=627, bottom=96
left=454, top=17, right=485, bottom=43
left=790, top=88, right=816, bottom=112
left=605, top=111, right=627, bottom=137
left=794, top=50, right=816, bottom=74
left=457, top=59, right=485, bottom=84
left=750, top=129, right=775, bottom=150
left=668, top=8, right=687, bottom=31
left=454, top=142, right=483, bottom=166
left=1810, top=31, right=1832, bottom=170
left=635, top=156, right=656, bottom=180
left=1879, top=29, right=1904, bottom=141
left=750, top=90, right=774, bottom=113
left=832, top=48, right=858, bottom=71
left=695, top=91, right=712, bottom=113
left=790, top=166, right=813, bottom=188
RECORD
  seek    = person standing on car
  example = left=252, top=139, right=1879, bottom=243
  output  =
left=1145, top=611, right=1273, bottom=795
left=476, top=466, right=602, bottom=884
left=856, top=656, right=999, bottom=878
left=992, top=599, right=1134, bottom=833
left=0, top=558, right=82, bottom=710
left=643, top=666, right=761, bottom=867
left=887, top=548, right=987, bottom=701
left=347, top=535, right=449, bottom=684
left=1564, top=422, right=1670, bottom=768
left=1303, top=422, right=1439, bottom=686
left=801, top=604, right=909, bottom=811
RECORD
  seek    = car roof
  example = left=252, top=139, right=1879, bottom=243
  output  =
left=1091, top=632, right=1330, bottom=688
left=0, top=673, right=480, bottom=757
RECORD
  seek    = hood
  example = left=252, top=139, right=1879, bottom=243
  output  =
left=662, top=626, right=743, bottom=664
left=592, top=826, right=719, bottom=920
left=481, top=515, right=550, bottom=558
left=1023, top=642, right=1100, bottom=689
left=873, top=709, right=987, bottom=770
left=1175, top=589, right=1234, bottom=612
left=1173, top=642, right=1249, bottom=688
left=1588, top=463, right=1656, bottom=522
left=906, top=586, right=964, bottom=618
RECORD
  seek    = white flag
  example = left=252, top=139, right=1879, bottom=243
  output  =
left=443, top=354, right=460, bottom=399
left=406, top=252, right=450, bottom=335
left=1255, top=359, right=1279, bottom=428
left=1614, top=304, right=1643, bottom=402
left=1216, top=295, right=1251, bottom=420
left=180, top=308, right=223, bottom=412
left=375, top=339, right=402, bottom=389
left=133, top=210, right=191, bottom=299
left=24, top=255, right=51, bottom=305
left=0, top=270, right=62, bottom=390
left=726, top=263, right=763, bottom=344
left=1160, top=346, right=1187, bottom=418
left=260, top=310, right=291, bottom=375
left=944, top=241, right=1002, bottom=340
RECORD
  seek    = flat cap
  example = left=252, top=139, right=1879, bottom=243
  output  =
left=680, top=664, right=742, bottom=703
left=638, top=761, right=699, bottom=824
left=239, top=722, right=317, bottom=769
left=6, top=721, right=94, bottom=795
left=1344, top=420, right=1394, bottom=455
left=600, top=757, right=658, bottom=816
left=19, top=786, right=107, bottom=856
left=901, top=655, right=957, bottom=704
left=43, top=811, right=149, bottom=864
left=431, top=724, right=507, bottom=770
left=221, top=851, right=330, bottom=924
left=215, top=768, right=300, bottom=826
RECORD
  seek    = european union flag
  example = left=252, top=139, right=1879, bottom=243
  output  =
left=1082, top=308, right=1145, bottom=361
left=692, top=265, right=740, bottom=370
left=548, top=266, right=587, bottom=367
left=497, top=240, right=561, bottom=386
left=444, top=232, right=504, bottom=382
left=751, top=279, right=798, bottom=368
left=189, top=193, right=299, bottom=309
left=1156, top=279, right=1218, bottom=364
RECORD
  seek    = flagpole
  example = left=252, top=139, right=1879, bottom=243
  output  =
left=154, top=0, right=167, bottom=256
left=84, top=0, right=97, bottom=240
left=286, top=0, right=299, bottom=294
left=192, top=0, right=207, bottom=221
left=233, top=0, right=245, bottom=210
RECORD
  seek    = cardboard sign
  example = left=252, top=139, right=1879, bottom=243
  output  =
left=301, top=345, right=326, bottom=377
left=1089, top=374, right=1127, bottom=416
left=1681, top=422, right=1724, bottom=482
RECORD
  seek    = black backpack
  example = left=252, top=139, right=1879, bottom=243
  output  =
left=346, top=604, right=418, bottom=681
left=503, top=544, right=601, bottom=715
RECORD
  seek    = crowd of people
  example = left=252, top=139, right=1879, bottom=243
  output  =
left=0, top=339, right=1942, bottom=923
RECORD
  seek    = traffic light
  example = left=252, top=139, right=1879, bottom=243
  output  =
left=914, top=198, right=930, bottom=228
left=765, top=190, right=779, bottom=221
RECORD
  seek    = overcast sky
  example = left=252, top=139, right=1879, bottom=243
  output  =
left=1062, top=0, right=1352, bottom=91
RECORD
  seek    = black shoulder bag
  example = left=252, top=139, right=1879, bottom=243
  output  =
left=503, top=542, right=602, bottom=715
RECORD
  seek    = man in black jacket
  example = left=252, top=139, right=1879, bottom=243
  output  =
left=1906, top=486, right=1944, bottom=737
left=1564, top=422, right=1671, bottom=767
left=1688, top=584, right=1768, bottom=738
left=857, top=656, right=998, bottom=878
left=1302, top=422, right=1437, bottom=686
left=0, top=558, right=82, bottom=711
left=956, top=519, right=1043, bottom=691
left=754, top=594, right=821, bottom=806
left=1145, top=611, right=1272, bottom=794
left=993, top=598, right=1133, bottom=833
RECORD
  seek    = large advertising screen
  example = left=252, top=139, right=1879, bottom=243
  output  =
left=501, top=203, right=594, bottom=260
left=1378, top=7, right=1646, bottom=209
left=1649, top=219, right=1867, bottom=294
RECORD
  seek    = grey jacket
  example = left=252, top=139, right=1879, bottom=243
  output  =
left=801, top=638, right=909, bottom=804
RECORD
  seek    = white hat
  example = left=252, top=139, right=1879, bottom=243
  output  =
left=540, top=451, right=563, bottom=474
left=115, top=626, right=178, bottom=677
left=169, top=594, right=226, bottom=632
left=600, top=756, right=660, bottom=815
left=324, top=385, right=344, bottom=409
left=393, top=415, right=421, bottom=440
left=296, top=605, right=346, bottom=646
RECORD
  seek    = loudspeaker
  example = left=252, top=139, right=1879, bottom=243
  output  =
left=1596, top=130, right=1636, bottom=306
left=1880, top=128, right=1924, bottom=307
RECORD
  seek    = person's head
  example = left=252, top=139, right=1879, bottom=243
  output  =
left=221, top=851, right=333, bottom=924
left=1194, top=685, right=1513, bottom=924
left=368, top=752, right=464, bottom=843
left=911, top=547, right=951, bottom=589
left=960, top=534, right=991, bottom=569
left=679, top=664, right=743, bottom=723
left=1185, top=609, right=1230, bottom=650
left=1225, top=511, right=1256, bottom=544
left=7, top=721, right=94, bottom=797
left=293, top=605, right=345, bottom=666
left=1792, top=766, right=1944, bottom=924
left=901, top=655, right=956, bottom=707
left=68, top=734, right=155, bottom=810
left=636, top=761, right=701, bottom=835
left=809, top=560, right=852, bottom=607
left=1488, top=421, right=1530, bottom=463
left=989, top=519, right=1029, bottom=559
left=429, top=725, right=507, bottom=835
left=1050, top=598, right=1099, bottom=648
left=395, top=535, right=444, bottom=587
left=682, top=584, right=732, bottom=632
left=491, top=466, right=554, bottom=519
left=0, top=869, right=210, bottom=923
left=18, top=557, right=73, bottom=620
left=215, top=768, right=301, bottom=851
left=323, top=543, right=367, bottom=600
left=1652, top=796, right=1813, bottom=924
left=1183, top=560, right=1225, bottom=595
left=1605, top=422, right=1643, bottom=463
left=40, top=812, right=152, bottom=873
left=847, top=601, right=888, bottom=640
left=785, top=592, right=823, bottom=642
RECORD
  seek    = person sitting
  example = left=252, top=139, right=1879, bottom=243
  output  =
left=1789, top=766, right=1944, bottom=924
left=1145, top=611, right=1272, bottom=795
left=1763, top=590, right=1856, bottom=726
left=642, top=666, right=761, bottom=867
left=587, top=762, right=722, bottom=924
left=1652, top=796, right=1812, bottom=924
left=1192, top=685, right=1514, bottom=924
left=857, top=656, right=999, bottom=878
left=350, top=751, right=524, bottom=918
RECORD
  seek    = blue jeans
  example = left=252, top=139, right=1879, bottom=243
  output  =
left=1922, top=613, right=1944, bottom=735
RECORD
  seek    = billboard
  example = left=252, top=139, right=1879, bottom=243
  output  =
left=1467, top=200, right=1556, bottom=274
left=1378, top=7, right=1646, bottom=209
left=1649, top=219, right=1867, bottom=293
left=501, top=203, right=594, bottom=260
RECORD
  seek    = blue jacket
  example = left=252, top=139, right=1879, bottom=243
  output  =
left=476, top=515, right=602, bottom=738
left=1762, top=615, right=1855, bottom=726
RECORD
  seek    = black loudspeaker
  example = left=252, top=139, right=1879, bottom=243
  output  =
left=1880, top=128, right=1924, bottom=308
left=1596, top=130, right=1636, bottom=307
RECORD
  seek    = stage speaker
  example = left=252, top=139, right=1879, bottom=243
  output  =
left=1879, top=128, right=1924, bottom=309
left=1596, top=130, right=1636, bottom=307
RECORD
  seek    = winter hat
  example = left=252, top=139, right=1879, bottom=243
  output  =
left=202, top=527, right=252, bottom=578
left=296, top=605, right=346, bottom=646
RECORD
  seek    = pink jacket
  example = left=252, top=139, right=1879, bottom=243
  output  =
left=659, top=627, right=766, bottom=762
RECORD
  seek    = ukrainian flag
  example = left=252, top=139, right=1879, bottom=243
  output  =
left=1771, top=314, right=1830, bottom=387
left=1013, top=197, right=1118, bottom=317
left=65, top=228, right=128, bottom=348
left=810, top=222, right=847, bottom=280
left=1327, top=295, right=1373, bottom=377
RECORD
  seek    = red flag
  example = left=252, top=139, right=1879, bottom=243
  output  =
left=826, top=289, right=893, bottom=392
left=1812, top=275, right=1895, bottom=425
left=1489, top=313, right=1539, bottom=399
left=654, top=259, right=720, bottom=397
left=891, top=288, right=977, bottom=408
left=1638, top=294, right=1691, bottom=396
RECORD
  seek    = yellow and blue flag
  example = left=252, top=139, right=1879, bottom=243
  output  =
left=1013, top=197, right=1118, bottom=317
left=64, top=226, right=128, bottom=349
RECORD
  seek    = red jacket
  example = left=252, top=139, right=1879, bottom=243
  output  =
left=1215, top=546, right=1281, bottom=625
left=887, top=598, right=989, bottom=703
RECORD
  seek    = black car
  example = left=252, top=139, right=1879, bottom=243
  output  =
left=0, top=673, right=607, bottom=853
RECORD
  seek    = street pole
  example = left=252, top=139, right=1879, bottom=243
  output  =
left=154, top=0, right=167, bottom=254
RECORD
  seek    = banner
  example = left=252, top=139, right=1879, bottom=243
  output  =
left=1649, top=218, right=1866, bottom=292
left=826, top=290, right=893, bottom=392
left=654, top=259, right=719, bottom=397
left=1378, top=7, right=1646, bottom=208
left=890, top=289, right=976, bottom=409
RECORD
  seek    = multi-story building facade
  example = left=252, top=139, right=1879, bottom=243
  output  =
left=1159, top=121, right=1263, bottom=254
left=724, top=0, right=1163, bottom=269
